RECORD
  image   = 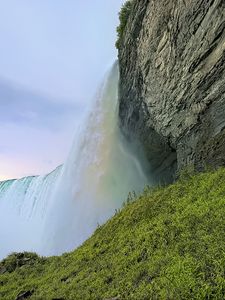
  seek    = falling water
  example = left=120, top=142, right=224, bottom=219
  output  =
left=0, top=166, right=62, bottom=259
left=0, top=62, right=150, bottom=259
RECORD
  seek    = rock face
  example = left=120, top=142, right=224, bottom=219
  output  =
left=118, top=0, right=225, bottom=182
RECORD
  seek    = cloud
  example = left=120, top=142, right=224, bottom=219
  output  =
left=0, top=0, right=124, bottom=101
left=0, top=78, right=84, bottom=131
left=0, top=78, right=85, bottom=179
left=0, top=0, right=125, bottom=179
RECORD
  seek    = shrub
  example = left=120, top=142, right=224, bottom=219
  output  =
left=116, top=1, right=133, bottom=49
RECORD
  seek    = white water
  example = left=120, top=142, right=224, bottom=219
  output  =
left=0, top=167, right=62, bottom=258
left=0, top=63, right=150, bottom=259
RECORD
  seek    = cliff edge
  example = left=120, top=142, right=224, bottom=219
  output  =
left=118, top=0, right=225, bottom=181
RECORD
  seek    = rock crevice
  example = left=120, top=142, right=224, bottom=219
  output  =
left=118, top=0, right=225, bottom=181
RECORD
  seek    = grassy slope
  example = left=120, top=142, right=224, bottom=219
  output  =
left=0, top=169, right=225, bottom=300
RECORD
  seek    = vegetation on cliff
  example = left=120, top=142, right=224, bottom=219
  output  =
left=1, top=168, right=225, bottom=299
left=116, top=1, right=133, bottom=49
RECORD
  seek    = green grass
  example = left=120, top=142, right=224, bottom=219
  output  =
left=1, top=168, right=225, bottom=299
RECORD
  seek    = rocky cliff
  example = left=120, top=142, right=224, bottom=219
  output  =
left=118, top=0, right=225, bottom=182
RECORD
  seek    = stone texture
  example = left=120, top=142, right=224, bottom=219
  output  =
left=118, top=0, right=225, bottom=182
left=15, top=290, right=34, bottom=300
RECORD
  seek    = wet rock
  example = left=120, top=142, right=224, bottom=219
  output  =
left=0, top=266, right=7, bottom=274
left=118, top=0, right=225, bottom=181
left=15, top=290, right=34, bottom=300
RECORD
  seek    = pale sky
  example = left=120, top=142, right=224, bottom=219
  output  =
left=0, top=0, right=124, bottom=180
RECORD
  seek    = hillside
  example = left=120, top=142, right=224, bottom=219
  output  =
left=0, top=168, right=225, bottom=300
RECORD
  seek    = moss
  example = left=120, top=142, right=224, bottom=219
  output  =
left=116, top=1, right=133, bottom=49
left=1, top=169, right=225, bottom=299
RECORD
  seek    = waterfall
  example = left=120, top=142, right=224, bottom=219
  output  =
left=0, top=166, right=62, bottom=259
left=0, top=62, right=150, bottom=259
